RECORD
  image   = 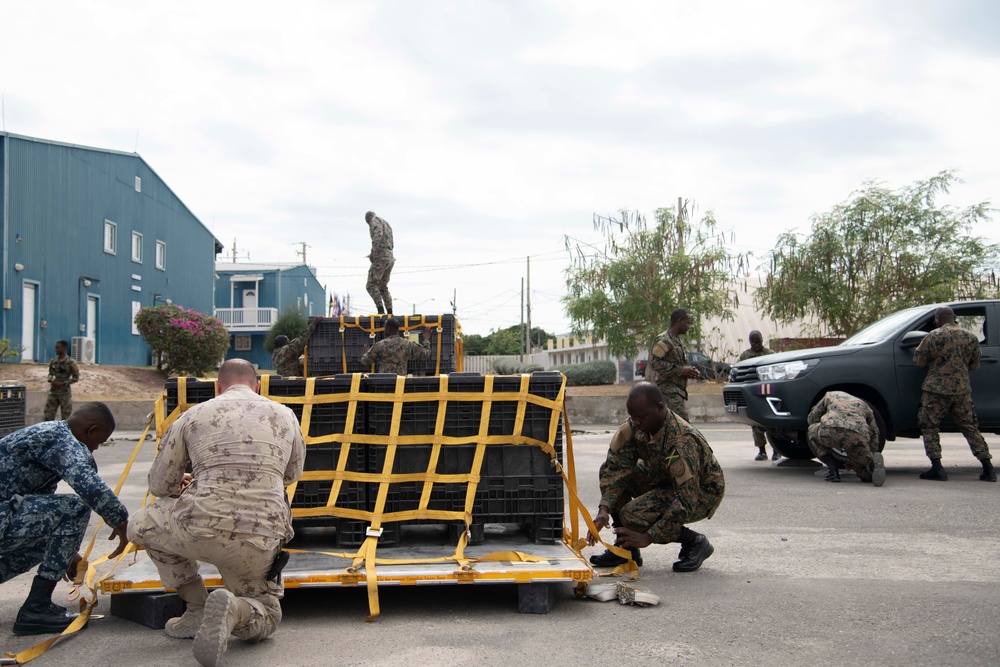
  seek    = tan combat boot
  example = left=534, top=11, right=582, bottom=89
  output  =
left=193, top=589, right=252, bottom=667
left=165, top=578, right=209, bottom=639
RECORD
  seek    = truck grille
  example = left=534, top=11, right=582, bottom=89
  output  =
left=729, top=367, right=759, bottom=383
left=723, top=390, right=747, bottom=407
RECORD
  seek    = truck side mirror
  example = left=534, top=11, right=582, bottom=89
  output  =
left=900, top=330, right=927, bottom=350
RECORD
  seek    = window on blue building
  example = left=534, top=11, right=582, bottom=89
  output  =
left=156, top=240, right=166, bottom=270
left=131, top=232, right=142, bottom=263
left=104, top=220, right=117, bottom=255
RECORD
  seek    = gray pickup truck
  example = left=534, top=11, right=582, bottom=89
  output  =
left=722, top=300, right=1000, bottom=459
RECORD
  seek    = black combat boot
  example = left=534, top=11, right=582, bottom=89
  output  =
left=12, top=576, right=81, bottom=636
left=771, top=448, right=781, bottom=461
left=919, top=458, right=948, bottom=481
left=754, top=448, right=767, bottom=461
left=673, top=527, right=714, bottom=572
left=589, top=512, right=642, bottom=567
left=376, top=305, right=385, bottom=315
left=818, top=454, right=840, bottom=483
left=980, top=458, right=996, bottom=482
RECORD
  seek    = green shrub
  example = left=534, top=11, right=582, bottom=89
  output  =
left=549, top=360, right=617, bottom=386
left=492, top=358, right=544, bottom=374
left=264, top=309, right=310, bottom=353
left=135, top=304, right=230, bottom=376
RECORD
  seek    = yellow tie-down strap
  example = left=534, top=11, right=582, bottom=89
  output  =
left=106, top=372, right=608, bottom=627
left=303, top=314, right=463, bottom=376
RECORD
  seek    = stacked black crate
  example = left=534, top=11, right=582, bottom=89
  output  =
left=164, top=378, right=216, bottom=415
left=306, top=316, right=382, bottom=376
left=404, top=314, right=458, bottom=376
left=0, top=383, right=26, bottom=438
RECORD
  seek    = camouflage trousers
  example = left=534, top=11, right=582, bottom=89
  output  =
left=44, top=388, right=73, bottom=421
left=751, top=426, right=767, bottom=449
left=128, top=497, right=284, bottom=643
left=807, top=424, right=876, bottom=481
left=659, top=390, right=689, bottom=422
left=0, top=494, right=90, bottom=583
left=366, top=256, right=395, bottom=314
left=918, top=391, right=991, bottom=461
left=611, top=473, right=721, bottom=544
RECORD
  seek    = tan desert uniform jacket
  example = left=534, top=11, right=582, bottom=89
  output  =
left=149, top=384, right=306, bottom=542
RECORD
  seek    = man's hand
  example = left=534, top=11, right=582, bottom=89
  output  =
left=682, top=366, right=701, bottom=379
left=52, top=380, right=65, bottom=389
left=421, top=328, right=433, bottom=342
left=63, top=553, right=83, bottom=582
left=109, top=520, right=129, bottom=558
left=614, top=527, right=653, bottom=549
left=587, top=506, right=611, bottom=546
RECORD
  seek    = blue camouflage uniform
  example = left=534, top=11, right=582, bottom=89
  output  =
left=0, top=422, right=128, bottom=583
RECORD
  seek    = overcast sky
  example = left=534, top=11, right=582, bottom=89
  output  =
left=3, top=1, right=998, bottom=336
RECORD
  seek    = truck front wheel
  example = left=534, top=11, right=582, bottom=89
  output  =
left=765, top=429, right=813, bottom=460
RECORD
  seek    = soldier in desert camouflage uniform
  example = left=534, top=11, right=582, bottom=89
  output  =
left=44, top=339, right=80, bottom=421
left=739, top=330, right=778, bottom=461
left=588, top=382, right=724, bottom=573
left=365, top=211, right=395, bottom=315
left=807, top=390, right=885, bottom=486
left=128, top=359, right=305, bottom=667
left=1, top=403, right=129, bottom=635
left=645, top=308, right=701, bottom=421
left=914, top=306, right=995, bottom=482
left=271, top=317, right=321, bottom=377
left=360, top=317, right=431, bottom=375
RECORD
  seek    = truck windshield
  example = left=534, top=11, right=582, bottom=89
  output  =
left=841, top=307, right=924, bottom=346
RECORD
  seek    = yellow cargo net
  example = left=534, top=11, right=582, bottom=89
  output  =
left=302, top=314, right=464, bottom=376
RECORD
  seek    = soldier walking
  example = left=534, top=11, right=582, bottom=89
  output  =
left=807, top=390, right=885, bottom=485
left=365, top=211, right=395, bottom=315
left=588, top=382, right=725, bottom=572
left=361, top=317, right=432, bottom=375
left=44, top=340, right=80, bottom=421
left=645, top=308, right=701, bottom=421
left=738, top=330, right=779, bottom=460
left=914, top=306, right=995, bottom=482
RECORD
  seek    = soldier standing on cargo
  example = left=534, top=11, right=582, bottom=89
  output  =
left=44, top=340, right=80, bottom=421
left=365, top=211, right=395, bottom=315
left=914, top=306, right=995, bottom=482
left=588, top=381, right=724, bottom=572
left=361, top=317, right=432, bottom=375
left=739, top=331, right=779, bottom=461
left=271, top=317, right=321, bottom=377
left=807, top=390, right=886, bottom=485
left=645, top=308, right=701, bottom=421
left=128, top=359, right=305, bottom=667
left=0, top=402, right=129, bottom=635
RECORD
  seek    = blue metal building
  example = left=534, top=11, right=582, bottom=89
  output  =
left=0, top=132, right=223, bottom=366
left=214, top=262, right=327, bottom=369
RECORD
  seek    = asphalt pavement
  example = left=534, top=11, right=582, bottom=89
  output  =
left=2, top=424, right=998, bottom=667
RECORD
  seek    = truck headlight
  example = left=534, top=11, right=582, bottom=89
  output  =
left=757, top=358, right=818, bottom=381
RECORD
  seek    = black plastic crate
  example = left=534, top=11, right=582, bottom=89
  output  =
left=0, top=383, right=26, bottom=438
left=405, top=314, right=457, bottom=376
left=266, top=376, right=363, bottom=438
left=333, top=519, right=401, bottom=548
left=164, top=378, right=216, bottom=415
left=363, top=375, right=440, bottom=436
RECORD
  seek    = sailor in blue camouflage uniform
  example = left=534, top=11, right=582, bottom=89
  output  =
left=0, top=402, right=129, bottom=635
left=44, top=339, right=80, bottom=421
left=807, top=390, right=885, bottom=486
left=914, top=306, right=995, bottom=482
left=360, top=317, right=431, bottom=375
left=645, top=308, right=701, bottom=421
left=588, top=382, right=724, bottom=572
left=365, top=211, right=395, bottom=315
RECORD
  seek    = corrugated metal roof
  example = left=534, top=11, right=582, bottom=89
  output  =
left=215, top=262, right=301, bottom=272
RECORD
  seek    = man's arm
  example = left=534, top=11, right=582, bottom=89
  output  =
left=598, top=425, right=640, bottom=512
left=968, top=336, right=982, bottom=371
left=68, top=358, right=80, bottom=384
left=360, top=341, right=378, bottom=368
left=807, top=397, right=826, bottom=426
left=148, top=421, right=191, bottom=498
left=37, top=437, right=128, bottom=528
left=283, top=412, right=306, bottom=486
left=410, top=338, right=431, bottom=361
left=913, top=335, right=931, bottom=368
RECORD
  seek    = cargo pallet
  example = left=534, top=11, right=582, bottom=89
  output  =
left=102, top=370, right=596, bottom=624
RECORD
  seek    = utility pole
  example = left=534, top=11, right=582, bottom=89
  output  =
left=294, top=241, right=310, bottom=264
left=520, top=278, right=525, bottom=359
left=526, top=256, right=532, bottom=355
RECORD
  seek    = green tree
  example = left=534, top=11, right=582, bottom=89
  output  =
left=462, top=333, right=488, bottom=356
left=485, top=327, right=522, bottom=355
left=756, top=171, right=1000, bottom=337
left=564, top=204, right=747, bottom=358
left=135, top=304, right=230, bottom=375
left=264, top=309, right=310, bottom=353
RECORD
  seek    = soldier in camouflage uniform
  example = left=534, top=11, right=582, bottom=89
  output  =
left=914, top=306, right=995, bottom=482
left=44, top=339, right=80, bottom=421
left=1, top=402, right=129, bottom=635
left=365, top=211, right=395, bottom=315
left=128, top=359, right=305, bottom=667
left=807, top=390, right=885, bottom=486
left=739, top=330, right=778, bottom=461
left=645, top=308, right=701, bottom=421
left=271, top=317, right=321, bottom=377
left=588, top=382, right=725, bottom=572
left=360, top=317, right=431, bottom=375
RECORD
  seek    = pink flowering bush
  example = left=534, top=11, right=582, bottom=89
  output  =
left=135, top=304, right=230, bottom=375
